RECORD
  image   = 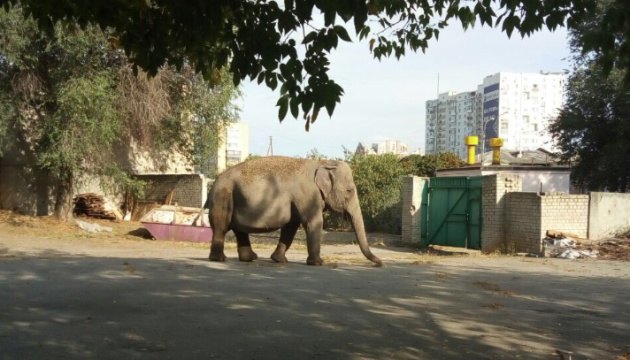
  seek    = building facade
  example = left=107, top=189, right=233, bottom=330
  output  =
left=425, top=90, right=483, bottom=159
left=481, top=72, right=565, bottom=152
left=355, top=140, right=410, bottom=156
left=224, top=123, right=249, bottom=167
left=201, top=123, right=249, bottom=175
left=426, top=71, right=565, bottom=159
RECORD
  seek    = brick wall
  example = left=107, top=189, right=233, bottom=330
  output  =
left=505, top=192, right=589, bottom=255
left=400, top=174, right=590, bottom=254
left=401, top=176, right=429, bottom=245
left=506, top=192, right=543, bottom=254
left=540, top=194, right=589, bottom=239
left=135, top=174, right=208, bottom=208
left=481, top=174, right=522, bottom=253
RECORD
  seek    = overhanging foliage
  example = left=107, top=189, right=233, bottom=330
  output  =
left=0, top=7, right=240, bottom=217
left=4, top=0, right=624, bottom=130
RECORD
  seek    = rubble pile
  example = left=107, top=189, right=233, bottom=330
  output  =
left=585, top=238, right=630, bottom=261
left=544, top=229, right=630, bottom=261
left=543, top=230, right=598, bottom=259
left=73, top=193, right=116, bottom=220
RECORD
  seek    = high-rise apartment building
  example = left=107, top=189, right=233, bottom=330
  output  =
left=425, top=90, right=483, bottom=159
left=224, top=123, right=249, bottom=167
left=481, top=72, right=565, bottom=152
left=355, top=140, right=410, bottom=156
left=200, top=123, right=249, bottom=175
left=425, top=71, right=565, bottom=159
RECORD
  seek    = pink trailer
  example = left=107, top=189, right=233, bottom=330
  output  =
left=140, top=205, right=213, bottom=243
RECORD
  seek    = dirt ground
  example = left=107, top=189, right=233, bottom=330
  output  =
left=1, top=211, right=630, bottom=360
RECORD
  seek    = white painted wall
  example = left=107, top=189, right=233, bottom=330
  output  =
left=588, top=192, right=630, bottom=239
left=436, top=168, right=571, bottom=193
left=484, top=170, right=570, bottom=193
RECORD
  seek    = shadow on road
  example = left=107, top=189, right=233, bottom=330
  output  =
left=0, top=252, right=628, bottom=360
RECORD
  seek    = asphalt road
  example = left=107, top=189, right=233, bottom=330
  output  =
left=1, top=236, right=629, bottom=360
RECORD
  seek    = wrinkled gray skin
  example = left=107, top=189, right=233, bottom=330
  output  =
left=204, top=156, right=382, bottom=266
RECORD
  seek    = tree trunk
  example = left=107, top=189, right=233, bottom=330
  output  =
left=54, top=170, right=74, bottom=221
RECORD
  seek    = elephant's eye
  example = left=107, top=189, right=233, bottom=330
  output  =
left=347, top=188, right=354, bottom=193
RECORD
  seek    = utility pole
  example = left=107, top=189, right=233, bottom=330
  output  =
left=266, top=136, right=274, bottom=156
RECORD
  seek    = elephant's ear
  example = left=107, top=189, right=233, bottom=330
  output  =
left=315, top=165, right=337, bottom=199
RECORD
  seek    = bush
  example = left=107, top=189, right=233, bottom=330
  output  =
left=323, top=211, right=350, bottom=231
left=322, top=152, right=464, bottom=234
left=400, top=152, right=464, bottom=177
left=349, top=154, right=406, bottom=234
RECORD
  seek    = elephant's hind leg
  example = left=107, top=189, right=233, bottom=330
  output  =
left=271, top=222, right=299, bottom=263
left=209, top=228, right=228, bottom=262
left=234, top=230, right=258, bottom=262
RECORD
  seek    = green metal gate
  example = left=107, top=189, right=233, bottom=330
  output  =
left=421, top=176, right=482, bottom=249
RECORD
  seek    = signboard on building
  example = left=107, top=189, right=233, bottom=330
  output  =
left=483, top=83, right=500, bottom=150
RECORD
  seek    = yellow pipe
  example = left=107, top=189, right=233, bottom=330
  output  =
left=489, top=138, right=503, bottom=165
left=464, top=136, right=478, bottom=165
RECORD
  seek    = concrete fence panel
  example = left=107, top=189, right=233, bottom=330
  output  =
left=588, top=192, right=630, bottom=239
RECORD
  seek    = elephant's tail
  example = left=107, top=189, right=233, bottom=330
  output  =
left=193, top=195, right=212, bottom=227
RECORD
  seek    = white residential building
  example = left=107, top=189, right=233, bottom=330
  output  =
left=201, top=123, right=249, bottom=175
left=355, top=140, right=410, bottom=156
left=224, top=123, right=249, bottom=167
left=425, top=90, right=483, bottom=159
left=425, top=71, right=565, bottom=160
left=481, top=72, right=565, bottom=152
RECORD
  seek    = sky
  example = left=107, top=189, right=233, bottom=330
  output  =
left=237, top=21, right=571, bottom=159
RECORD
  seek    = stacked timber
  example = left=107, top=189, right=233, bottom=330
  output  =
left=73, top=193, right=116, bottom=220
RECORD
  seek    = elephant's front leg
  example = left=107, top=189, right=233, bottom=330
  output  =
left=234, top=230, right=258, bottom=262
left=271, top=222, right=299, bottom=263
left=304, top=215, right=324, bottom=266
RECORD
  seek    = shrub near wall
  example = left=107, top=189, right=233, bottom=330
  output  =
left=349, top=154, right=406, bottom=234
left=323, top=152, right=463, bottom=234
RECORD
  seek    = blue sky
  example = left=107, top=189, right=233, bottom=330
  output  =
left=238, top=22, right=571, bottom=158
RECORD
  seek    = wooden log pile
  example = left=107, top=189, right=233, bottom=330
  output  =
left=73, top=193, right=116, bottom=220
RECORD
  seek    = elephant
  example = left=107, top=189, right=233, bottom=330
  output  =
left=203, top=156, right=382, bottom=266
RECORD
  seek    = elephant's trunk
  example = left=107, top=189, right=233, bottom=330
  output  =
left=346, top=198, right=382, bottom=266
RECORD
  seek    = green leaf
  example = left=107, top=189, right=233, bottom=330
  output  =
left=325, top=96, right=336, bottom=117
left=277, top=95, right=289, bottom=121
left=301, top=96, right=313, bottom=114
left=335, top=25, right=352, bottom=42
left=265, top=72, right=278, bottom=90
left=311, top=107, right=319, bottom=123
left=302, top=31, right=317, bottom=44
left=290, top=97, right=299, bottom=118
left=324, top=8, right=335, bottom=26
left=353, top=1, right=368, bottom=34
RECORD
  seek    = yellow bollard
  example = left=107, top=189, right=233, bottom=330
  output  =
left=489, top=138, right=503, bottom=165
left=464, top=136, right=478, bottom=165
